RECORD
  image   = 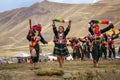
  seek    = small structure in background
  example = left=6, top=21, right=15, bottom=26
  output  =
left=14, top=53, right=30, bottom=58
left=14, top=53, right=30, bottom=63
left=39, top=53, right=73, bottom=62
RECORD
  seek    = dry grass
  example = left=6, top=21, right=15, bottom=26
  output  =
left=0, top=60, right=120, bottom=80
left=35, top=68, right=64, bottom=76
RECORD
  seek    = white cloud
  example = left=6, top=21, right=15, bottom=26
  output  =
left=48, top=0, right=64, bottom=3
left=48, top=0, right=100, bottom=4
left=93, top=0, right=101, bottom=3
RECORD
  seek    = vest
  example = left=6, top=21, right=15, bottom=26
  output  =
left=54, top=33, right=67, bottom=44
left=29, top=30, right=41, bottom=47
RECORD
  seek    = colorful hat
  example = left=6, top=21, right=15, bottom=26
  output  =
left=32, top=24, right=42, bottom=31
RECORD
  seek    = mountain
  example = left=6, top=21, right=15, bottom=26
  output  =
left=0, top=0, right=120, bottom=55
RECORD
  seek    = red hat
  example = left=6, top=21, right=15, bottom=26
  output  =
left=31, top=24, right=41, bottom=31
left=31, top=24, right=42, bottom=32
left=94, top=24, right=99, bottom=28
left=36, top=24, right=42, bottom=31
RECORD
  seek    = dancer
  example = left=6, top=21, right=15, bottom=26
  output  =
left=52, top=19, right=71, bottom=68
left=108, top=32, right=120, bottom=59
left=88, top=20, right=114, bottom=67
left=69, top=37, right=82, bottom=60
left=100, top=33, right=108, bottom=59
left=27, top=19, right=48, bottom=69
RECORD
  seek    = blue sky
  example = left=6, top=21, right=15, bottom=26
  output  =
left=0, top=0, right=100, bottom=12
left=0, top=0, right=43, bottom=12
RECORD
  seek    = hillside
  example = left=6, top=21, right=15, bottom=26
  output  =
left=0, top=0, right=120, bottom=55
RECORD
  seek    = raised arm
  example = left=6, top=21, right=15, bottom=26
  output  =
left=64, top=20, right=71, bottom=37
left=100, top=23, right=114, bottom=33
left=52, top=20, right=58, bottom=37
left=27, top=19, right=32, bottom=41
left=26, top=30, right=33, bottom=41
left=67, top=20, right=71, bottom=29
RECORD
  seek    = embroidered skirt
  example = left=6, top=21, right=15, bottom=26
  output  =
left=53, top=44, right=69, bottom=57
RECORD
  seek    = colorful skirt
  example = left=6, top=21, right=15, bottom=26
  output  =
left=53, top=44, right=69, bottom=57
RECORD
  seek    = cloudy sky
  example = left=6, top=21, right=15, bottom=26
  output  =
left=0, top=0, right=100, bottom=12
left=48, top=0, right=100, bottom=4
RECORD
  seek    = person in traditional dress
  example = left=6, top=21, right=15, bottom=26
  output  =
left=27, top=24, right=48, bottom=69
left=89, top=22, right=114, bottom=67
left=69, top=37, right=82, bottom=60
left=52, top=19, right=71, bottom=68
left=100, top=33, right=108, bottom=59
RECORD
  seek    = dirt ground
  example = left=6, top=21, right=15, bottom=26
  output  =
left=0, top=59, right=120, bottom=80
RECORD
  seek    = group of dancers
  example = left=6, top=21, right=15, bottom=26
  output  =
left=27, top=19, right=120, bottom=69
